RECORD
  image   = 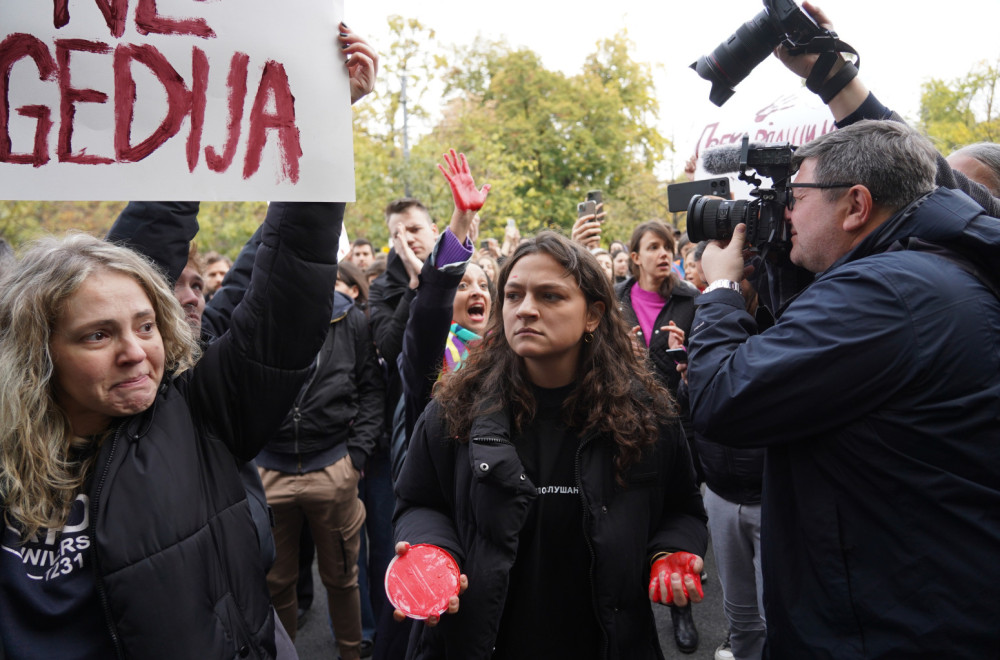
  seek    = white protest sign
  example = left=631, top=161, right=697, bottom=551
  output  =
left=691, top=87, right=836, bottom=197
left=0, top=0, right=354, bottom=201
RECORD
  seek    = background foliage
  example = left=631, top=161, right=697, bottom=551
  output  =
left=1, top=19, right=996, bottom=257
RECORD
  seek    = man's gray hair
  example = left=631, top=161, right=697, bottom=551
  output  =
left=792, top=120, right=938, bottom=211
left=948, top=142, right=1000, bottom=196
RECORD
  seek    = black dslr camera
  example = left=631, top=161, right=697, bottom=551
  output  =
left=691, top=0, right=853, bottom=106
left=686, top=136, right=795, bottom=257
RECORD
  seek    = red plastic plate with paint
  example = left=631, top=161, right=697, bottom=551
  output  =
left=384, top=544, right=461, bottom=620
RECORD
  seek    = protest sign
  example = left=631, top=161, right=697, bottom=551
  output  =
left=690, top=87, right=835, bottom=197
left=0, top=0, right=354, bottom=201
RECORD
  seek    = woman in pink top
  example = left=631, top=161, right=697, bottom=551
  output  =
left=612, top=218, right=704, bottom=654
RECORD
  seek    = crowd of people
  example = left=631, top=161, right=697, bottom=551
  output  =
left=3, top=4, right=1000, bottom=660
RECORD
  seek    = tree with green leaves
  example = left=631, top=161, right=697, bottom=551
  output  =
left=918, top=58, right=1000, bottom=154
left=407, top=29, right=672, bottom=246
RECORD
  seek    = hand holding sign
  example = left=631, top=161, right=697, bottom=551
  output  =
left=338, top=23, right=378, bottom=105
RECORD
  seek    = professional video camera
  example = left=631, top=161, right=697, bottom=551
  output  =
left=691, top=0, right=858, bottom=107
left=685, top=136, right=795, bottom=257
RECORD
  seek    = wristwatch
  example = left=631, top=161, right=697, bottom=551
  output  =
left=703, top=279, right=741, bottom=294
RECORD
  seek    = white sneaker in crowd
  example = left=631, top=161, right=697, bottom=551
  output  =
left=714, top=631, right=734, bottom=660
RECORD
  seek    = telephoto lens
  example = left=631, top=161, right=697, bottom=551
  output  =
left=690, top=10, right=783, bottom=107
left=686, top=197, right=752, bottom=243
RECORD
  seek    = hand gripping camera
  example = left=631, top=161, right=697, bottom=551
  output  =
left=691, top=0, right=859, bottom=107
left=686, top=136, right=796, bottom=258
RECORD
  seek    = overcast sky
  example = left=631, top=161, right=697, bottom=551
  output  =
left=347, top=0, right=1000, bottom=175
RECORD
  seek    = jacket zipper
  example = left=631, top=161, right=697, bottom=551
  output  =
left=293, top=353, right=323, bottom=473
left=90, top=424, right=125, bottom=660
left=471, top=435, right=511, bottom=446
left=575, top=432, right=609, bottom=658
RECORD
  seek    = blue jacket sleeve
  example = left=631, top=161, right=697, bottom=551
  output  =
left=686, top=267, right=920, bottom=446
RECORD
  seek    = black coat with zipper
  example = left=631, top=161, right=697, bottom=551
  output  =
left=261, top=290, right=384, bottom=473
left=88, top=201, right=342, bottom=659
left=393, top=399, right=708, bottom=660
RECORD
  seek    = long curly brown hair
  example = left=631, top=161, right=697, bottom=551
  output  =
left=433, top=231, right=676, bottom=483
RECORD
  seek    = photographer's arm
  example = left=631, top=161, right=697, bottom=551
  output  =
left=776, top=2, right=1000, bottom=217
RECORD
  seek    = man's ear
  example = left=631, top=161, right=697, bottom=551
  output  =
left=842, top=185, right=874, bottom=233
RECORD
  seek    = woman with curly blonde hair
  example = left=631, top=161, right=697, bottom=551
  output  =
left=0, top=234, right=198, bottom=537
left=0, top=199, right=343, bottom=660
left=392, top=231, right=708, bottom=660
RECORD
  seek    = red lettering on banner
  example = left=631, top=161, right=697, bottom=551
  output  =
left=1, top=34, right=58, bottom=165
left=114, top=43, right=191, bottom=162
left=204, top=51, right=248, bottom=173
left=53, top=0, right=129, bottom=39
left=56, top=39, right=114, bottom=164
left=244, top=61, right=300, bottom=183
left=1, top=22, right=305, bottom=182
left=135, top=0, right=216, bottom=39
left=186, top=46, right=208, bottom=171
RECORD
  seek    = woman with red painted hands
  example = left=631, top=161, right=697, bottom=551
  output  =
left=391, top=230, right=707, bottom=660
left=392, top=149, right=492, bottom=453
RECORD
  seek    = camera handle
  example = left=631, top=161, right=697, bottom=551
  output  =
left=785, top=32, right=861, bottom=104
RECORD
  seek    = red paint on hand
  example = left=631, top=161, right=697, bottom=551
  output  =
left=649, top=551, right=703, bottom=605
left=437, top=148, right=489, bottom=211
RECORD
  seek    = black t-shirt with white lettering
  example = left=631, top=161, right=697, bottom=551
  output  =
left=491, top=383, right=602, bottom=659
left=0, top=482, right=115, bottom=660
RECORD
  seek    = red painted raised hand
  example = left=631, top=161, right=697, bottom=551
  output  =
left=437, top=149, right=490, bottom=212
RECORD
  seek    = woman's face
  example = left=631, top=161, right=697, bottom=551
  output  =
left=612, top=250, right=629, bottom=278
left=596, top=253, right=613, bottom=281
left=49, top=270, right=165, bottom=436
left=631, top=231, right=674, bottom=286
left=477, top=258, right=496, bottom=282
left=503, top=252, right=602, bottom=387
left=686, top=257, right=708, bottom=290
left=453, top=263, right=491, bottom=335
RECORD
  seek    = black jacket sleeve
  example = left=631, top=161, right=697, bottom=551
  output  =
left=368, top=250, right=416, bottom=368
left=190, top=201, right=344, bottom=461
left=648, top=422, right=710, bottom=561
left=347, top=308, right=386, bottom=473
left=201, top=223, right=261, bottom=340
left=392, top=401, right=465, bottom=563
left=399, top=258, right=466, bottom=442
left=106, top=201, right=200, bottom=284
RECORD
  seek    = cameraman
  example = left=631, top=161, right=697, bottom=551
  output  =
left=687, top=119, right=1000, bottom=658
